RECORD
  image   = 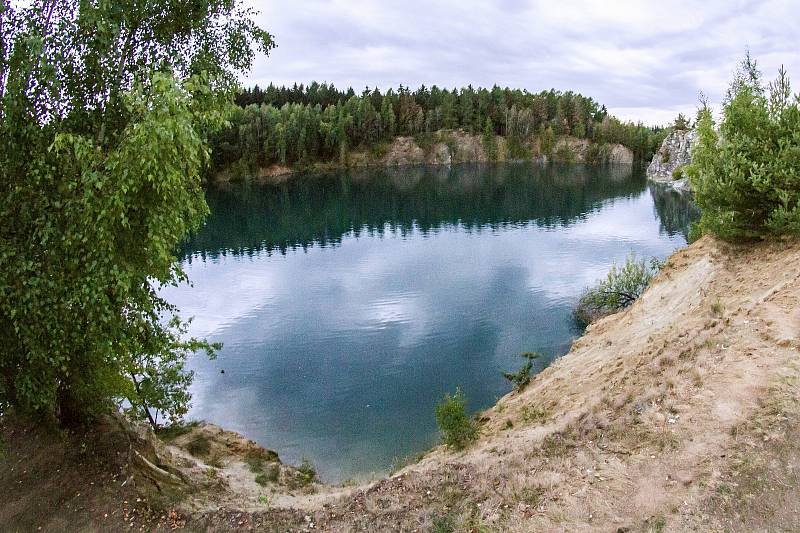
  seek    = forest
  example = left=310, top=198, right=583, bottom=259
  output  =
left=211, top=82, right=669, bottom=176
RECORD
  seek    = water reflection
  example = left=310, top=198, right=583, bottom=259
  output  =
left=164, top=163, right=697, bottom=482
left=648, top=182, right=701, bottom=241
left=181, top=163, right=645, bottom=261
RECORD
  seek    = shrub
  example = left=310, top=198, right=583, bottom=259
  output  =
left=157, top=420, right=201, bottom=442
left=673, top=113, right=690, bottom=130
left=254, top=465, right=279, bottom=486
left=296, top=458, right=317, bottom=485
left=244, top=451, right=266, bottom=473
left=413, top=133, right=435, bottom=153
left=521, top=405, right=548, bottom=424
left=368, top=141, right=390, bottom=160
left=481, top=117, right=498, bottom=161
left=586, top=143, right=609, bottom=165
left=431, top=514, right=456, bottom=533
left=672, top=166, right=684, bottom=180
left=553, top=143, right=575, bottom=164
left=661, top=148, right=671, bottom=163
left=575, top=254, right=663, bottom=325
left=502, top=352, right=540, bottom=390
left=185, top=435, right=211, bottom=457
left=688, top=54, right=800, bottom=240
left=435, top=388, right=478, bottom=450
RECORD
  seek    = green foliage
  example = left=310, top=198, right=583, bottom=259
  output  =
left=688, top=54, right=800, bottom=240
left=215, top=85, right=667, bottom=174
left=553, top=142, right=576, bottom=164
left=244, top=450, right=266, bottom=472
left=481, top=117, right=497, bottom=161
left=413, top=132, right=435, bottom=153
left=431, top=514, right=457, bottom=533
left=435, top=388, right=478, bottom=450
left=521, top=404, right=548, bottom=424
left=585, top=142, right=609, bottom=165
left=539, top=126, right=555, bottom=157
left=0, top=1, right=271, bottom=426
left=673, top=113, right=690, bottom=130
left=591, top=116, right=668, bottom=163
left=661, top=148, right=672, bottom=163
left=295, top=457, right=317, bottom=486
left=575, top=254, right=663, bottom=325
left=502, top=352, right=540, bottom=390
left=672, top=166, right=685, bottom=180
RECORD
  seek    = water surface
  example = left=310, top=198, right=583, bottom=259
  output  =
left=162, top=163, right=697, bottom=482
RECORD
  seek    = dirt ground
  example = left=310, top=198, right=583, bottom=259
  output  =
left=3, top=235, right=800, bottom=532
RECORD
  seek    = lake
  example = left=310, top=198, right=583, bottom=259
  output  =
left=161, top=162, right=698, bottom=483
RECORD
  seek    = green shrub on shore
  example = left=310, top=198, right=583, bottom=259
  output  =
left=689, top=54, right=800, bottom=240
left=502, top=352, right=540, bottom=391
left=575, top=254, right=663, bottom=325
left=296, top=458, right=317, bottom=485
left=435, top=388, right=478, bottom=450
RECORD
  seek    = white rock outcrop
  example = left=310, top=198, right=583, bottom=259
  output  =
left=647, top=129, right=695, bottom=189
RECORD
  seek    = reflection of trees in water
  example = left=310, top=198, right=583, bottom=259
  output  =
left=648, top=183, right=701, bottom=240
left=181, top=163, right=654, bottom=261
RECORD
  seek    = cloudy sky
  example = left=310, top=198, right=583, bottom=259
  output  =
left=244, top=0, right=800, bottom=126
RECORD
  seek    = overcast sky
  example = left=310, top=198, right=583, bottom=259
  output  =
left=243, top=0, right=800, bottom=126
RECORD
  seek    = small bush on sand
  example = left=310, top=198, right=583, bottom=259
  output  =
left=502, top=352, right=540, bottom=390
left=431, top=514, right=456, bottom=533
left=296, top=458, right=317, bottom=485
left=575, top=254, right=663, bottom=325
left=435, top=388, right=478, bottom=450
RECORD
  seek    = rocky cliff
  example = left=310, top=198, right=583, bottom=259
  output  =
left=384, top=131, right=633, bottom=167
left=647, top=128, right=696, bottom=190
left=216, top=131, right=635, bottom=183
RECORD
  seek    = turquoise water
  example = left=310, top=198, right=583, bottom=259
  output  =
left=162, top=163, right=697, bottom=482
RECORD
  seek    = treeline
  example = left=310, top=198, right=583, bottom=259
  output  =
left=211, top=82, right=667, bottom=175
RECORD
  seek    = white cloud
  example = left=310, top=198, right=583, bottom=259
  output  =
left=244, top=0, right=799, bottom=124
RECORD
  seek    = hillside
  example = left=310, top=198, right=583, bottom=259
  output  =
left=3, top=236, right=800, bottom=531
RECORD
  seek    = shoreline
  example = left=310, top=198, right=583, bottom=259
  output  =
left=211, top=130, right=638, bottom=185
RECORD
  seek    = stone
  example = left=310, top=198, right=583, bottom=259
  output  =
left=608, top=144, right=634, bottom=165
left=647, top=129, right=696, bottom=190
